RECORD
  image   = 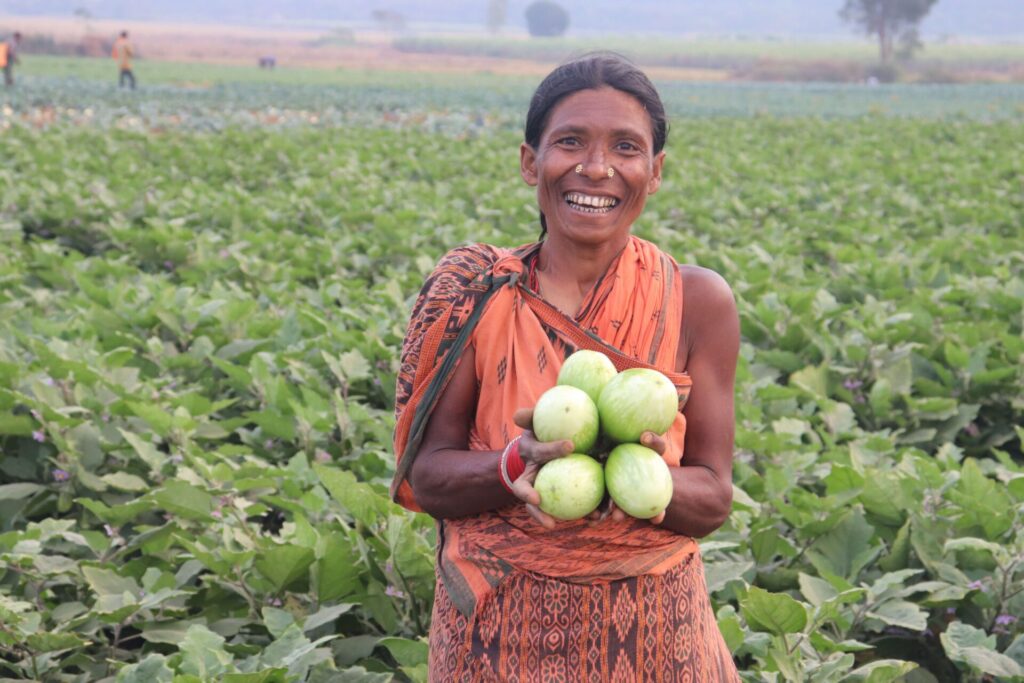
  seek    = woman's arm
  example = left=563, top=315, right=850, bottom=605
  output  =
left=409, top=345, right=573, bottom=522
left=634, top=266, right=739, bottom=538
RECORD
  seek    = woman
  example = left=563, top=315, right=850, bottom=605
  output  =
left=392, top=53, right=740, bottom=681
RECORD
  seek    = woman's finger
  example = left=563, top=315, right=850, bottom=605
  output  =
left=525, top=503, right=557, bottom=530
left=649, top=510, right=666, bottom=525
left=519, top=435, right=574, bottom=466
left=513, top=408, right=534, bottom=430
left=510, top=470, right=541, bottom=506
left=640, top=431, right=667, bottom=455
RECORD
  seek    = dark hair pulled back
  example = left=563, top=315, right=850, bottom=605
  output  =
left=525, top=52, right=668, bottom=236
left=525, top=52, right=668, bottom=155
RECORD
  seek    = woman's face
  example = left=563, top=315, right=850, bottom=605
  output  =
left=520, top=86, right=665, bottom=248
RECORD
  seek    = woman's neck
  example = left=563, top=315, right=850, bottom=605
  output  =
left=535, top=233, right=630, bottom=316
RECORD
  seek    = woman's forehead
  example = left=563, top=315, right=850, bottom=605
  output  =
left=544, top=87, right=654, bottom=139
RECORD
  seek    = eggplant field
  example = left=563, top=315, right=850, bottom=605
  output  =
left=1, top=65, right=1023, bottom=682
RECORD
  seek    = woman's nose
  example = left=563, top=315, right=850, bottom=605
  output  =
left=577, top=153, right=611, bottom=180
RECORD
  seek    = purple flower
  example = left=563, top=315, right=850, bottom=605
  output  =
left=264, top=439, right=275, bottom=450
left=843, top=378, right=863, bottom=391
left=218, top=249, right=230, bottom=259
left=52, top=468, right=70, bottom=482
left=211, top=509, right=223, bottom=519
left=995, top=614, right=1018, bottom=626
left=314, top=449, right=331, bottom=463
left=385, top=585, right=406, bottom=599
left=967, top=580, right=987, bottom=592
left=170, top=454, right=184, bottom=464
left=32, top=430, right=46, bottom=443
left=41, top=376, right=55, bottom=386
left=268, top=597, right=283, bottom=607
left=163, top=260, right=175, bottom=270
left=384, top=561, right=394, bottom=575
left=964, top=423, right=981, bottom=437
left=104, top=524, right=118, bottom=537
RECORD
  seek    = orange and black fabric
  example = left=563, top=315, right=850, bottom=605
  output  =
left=429, top=553, right=738, bottom=681
left=392, top=236, right=738, bottom=680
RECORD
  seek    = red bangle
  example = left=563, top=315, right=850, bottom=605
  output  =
left=499, top=436, right=525, bottom=493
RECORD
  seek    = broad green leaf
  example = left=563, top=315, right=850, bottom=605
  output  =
left=115, top=653, right=174, bottom=683
left=866, top=599, right=928, bottom=631
left=254, top=544, right=315, bottom=591
left=153, top=480, right=213, bottom=521
left=379, top=636, right=428, bottom=668
left=740, top=586, right=808, bottom=635
left=0, top=483, right=44, bottom=500
left=178, top=624, right=233, bottom=679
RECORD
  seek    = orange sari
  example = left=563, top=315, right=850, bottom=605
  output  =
left=393, top=236, right=737, bottom=681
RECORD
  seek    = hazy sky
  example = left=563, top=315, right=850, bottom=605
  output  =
left=4, top=0, right=1023, bottom=37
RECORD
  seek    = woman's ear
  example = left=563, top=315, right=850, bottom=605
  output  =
left=648, top=150, right=666, bottom=195
left=520, top=143, right=539, bottom=186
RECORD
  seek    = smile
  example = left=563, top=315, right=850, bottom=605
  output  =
left=564, top=192, right=619, bottom=214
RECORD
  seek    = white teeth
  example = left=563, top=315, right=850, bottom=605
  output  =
left=564, top=192, right=618, bottom=210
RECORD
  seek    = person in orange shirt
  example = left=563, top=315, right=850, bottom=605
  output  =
left=1, top=32, right=22, bottom=87
left=111, top=31, right=135, bottom=90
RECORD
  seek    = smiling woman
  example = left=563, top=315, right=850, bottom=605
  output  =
left=391, top=53, right=741, bottom=681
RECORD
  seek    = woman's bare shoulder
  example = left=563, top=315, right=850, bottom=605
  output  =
left=677, top=264, right=739, bottom=360
left=678, top=264, right=736, bottom=311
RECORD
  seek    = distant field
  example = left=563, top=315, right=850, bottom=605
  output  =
left=396, top=34, right=1024, bottom=64
left=394, top=35, right=1024, bottom=82
left=6, top=56, right=1024, bottom=131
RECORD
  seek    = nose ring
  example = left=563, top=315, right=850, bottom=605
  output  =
left=575, top=164, right=615, bottom=178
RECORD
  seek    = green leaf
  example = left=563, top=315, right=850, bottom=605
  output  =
left=222, top=670, right=289, bottom=683
left=81, top=565, right=140, bottom=597
left=842, top=659, right=918, bottom=681
left=102, top=472, right=149, bottom=492
left=25, top=632, right=88, bottom=652
left=153, top=480, right=213, bottom=521
left=314, top=464, right=385, bottom=526
left=178, top=624, right=233, bottom=679
left=254, top=544, right=315, bottom=591
left=127, top=401, right=173, bottom=437
left=0, top=483, right=44, bottom=500
left=806, top=510, right=879, bottom=581
left=866, top=599, right=928, bottom=631
left=379, top=636, right=428, bottom=668
left=740, top=586, right=808, bottom=635
left=115, top=653, right=174, bottom=683
left=304, top=603, right=356, bottom=633
left=262, top=607, right=295, bottom=638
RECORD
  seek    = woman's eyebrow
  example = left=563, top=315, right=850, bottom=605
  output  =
left=547, top=124, right=648, bottom=141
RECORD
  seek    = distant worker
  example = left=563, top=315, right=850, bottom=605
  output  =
left=112, top=31, right=136, bottom=90
left=258, top=55, right=276, bottom=69
left=0, top=32, right=22, bottom=87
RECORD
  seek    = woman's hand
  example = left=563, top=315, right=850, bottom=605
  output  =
left=508, top=408, right=574, bottom=530
left=588, top=430, right=668, bottom=526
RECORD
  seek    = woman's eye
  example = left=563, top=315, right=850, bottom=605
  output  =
left=616, top=141, right=640, bottom=152
left=556, top=137, right=580, bottom=146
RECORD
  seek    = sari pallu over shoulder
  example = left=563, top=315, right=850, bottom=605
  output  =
left=392, top=237, right=698, bottom=616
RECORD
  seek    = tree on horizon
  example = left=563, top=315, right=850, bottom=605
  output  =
left=840, top=0, right=939, bottom=63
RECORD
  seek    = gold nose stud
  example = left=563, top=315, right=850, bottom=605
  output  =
left=607, top=167, right=615, bottom=178
left=575, top=164, right=583, bottom=174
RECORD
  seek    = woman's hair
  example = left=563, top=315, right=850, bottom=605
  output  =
left=525, top=52, right=668, bottom=155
